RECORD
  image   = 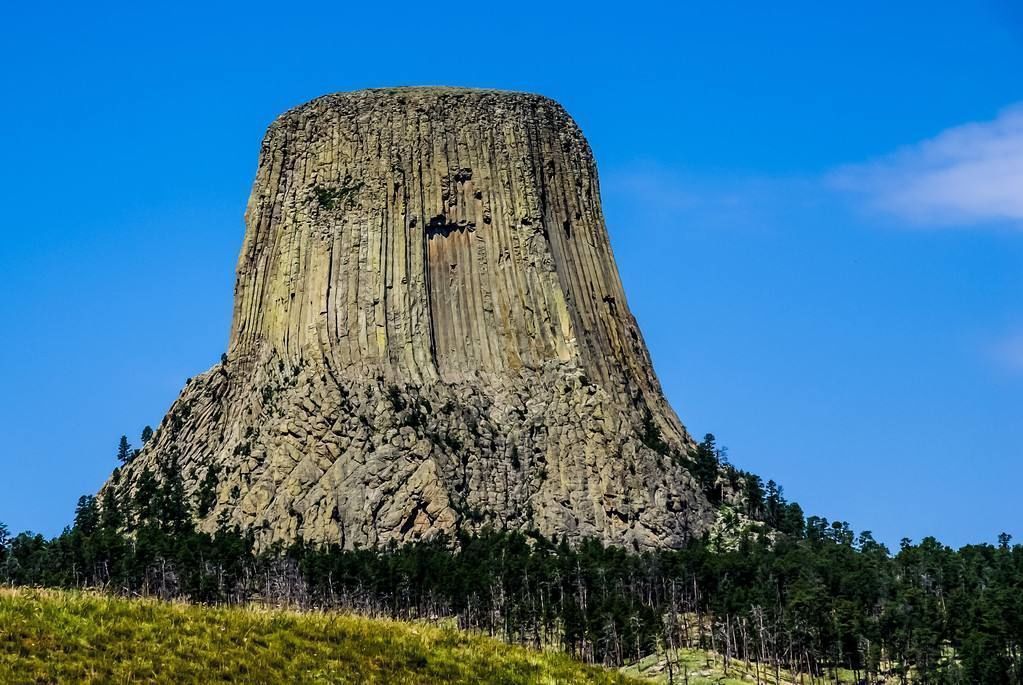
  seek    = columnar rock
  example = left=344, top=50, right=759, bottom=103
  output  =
left=112, top=87, right=715, bottom=550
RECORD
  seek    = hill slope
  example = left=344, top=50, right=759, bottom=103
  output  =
left=0, top=588, right=636, bottom=684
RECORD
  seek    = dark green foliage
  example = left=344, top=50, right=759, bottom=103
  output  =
left=154, top=453, right=190, bottom=535
left=140, top=426, right=154, bottom=445
left=764, top=479, right=782, bottom=524
left=132, top=467, right=160, bottom=524
left=99, top=482, right=123, bottom=531
left=688, top=433, right=722, bottom=504
left=4, top=431, right=1022, bottom=682
left=116, top=435, right=133, bottom=464
left=0, top=522, right=8, bottom=569
left=73, top=496, right=99, bottom=536
left=5, top=507, right=1022, bottom=681
left=638, top=408, right=669, bottom=456
left=313, top=176, right=364, bottom=210
left=196, top=465, right=221, bottom=518
left=741, top=472, right=764, bottom=518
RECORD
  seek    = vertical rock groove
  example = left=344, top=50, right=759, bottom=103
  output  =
left=111, top=88, right=714, bottom=551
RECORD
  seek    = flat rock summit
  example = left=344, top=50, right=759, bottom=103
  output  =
left=111, top=87, right=716, bottom=550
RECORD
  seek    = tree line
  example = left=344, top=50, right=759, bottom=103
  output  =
left=1, top=433, right=1020, bottom=684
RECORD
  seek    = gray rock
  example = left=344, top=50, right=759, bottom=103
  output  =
left=108, top=87, right=715, bottom=551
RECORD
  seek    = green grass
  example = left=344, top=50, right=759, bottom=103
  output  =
left=622, top=648, right=860, bottom=684
left=0, top=588, right=638, bottom=684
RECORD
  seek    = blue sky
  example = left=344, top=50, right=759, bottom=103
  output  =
left=1, top=1, right=1020, bottom=548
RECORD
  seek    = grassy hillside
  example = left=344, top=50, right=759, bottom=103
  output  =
left=0, top=588, right=637, bottom=684
left=623, top=650, right=859, bottom=684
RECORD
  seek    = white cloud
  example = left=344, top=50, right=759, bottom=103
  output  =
left=830, top=105, right=1023, bottom=227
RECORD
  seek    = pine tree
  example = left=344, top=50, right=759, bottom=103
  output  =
left=155, top=452, right=190, bottom=534
left=196, top=465, right=221, bottom=518
left=140, top=426, right=154, bottom=445
left=691, top=434, right=721, bottom=504
left=764, top=480, right=782, bottom=527
left=116, top=435, right=133, bottom=464
left=132, top=467, right=160, bottom=526
left=99, top=484, right=123, bottom=530
left=743, top=473, right=765, bottom=518
left=0, top=524, right=8, bottom=584
left=6, top=424, right=1023, bottom=682
left=779, top=501, right=805, bottom=537
left=73, top=496, right=99, bottom=536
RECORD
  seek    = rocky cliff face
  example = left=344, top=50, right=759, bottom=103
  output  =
left=112, top=87, right=715, bottom=550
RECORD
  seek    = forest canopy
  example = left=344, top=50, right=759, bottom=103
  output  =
left=2, top=433, right=1020, bottom=684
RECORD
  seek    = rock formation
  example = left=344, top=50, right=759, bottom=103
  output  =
left=111, top=87, right=716, bottom=550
